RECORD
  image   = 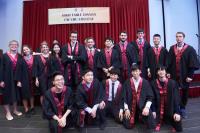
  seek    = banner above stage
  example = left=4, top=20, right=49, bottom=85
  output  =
left=48, top=7, right=110, bottom=25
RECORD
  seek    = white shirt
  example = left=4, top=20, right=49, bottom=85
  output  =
left=132, top=77, right=141, bottom=92
left=108, top=79, right=120, bottom=101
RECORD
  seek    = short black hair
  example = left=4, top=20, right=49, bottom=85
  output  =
left=156, top=64, right=167, bottom=73
left=131, top=63, right=140, bottom=71
left=52, top=71, right=63, bottom=80
left=119, top=31, right=127, bottom=35
left=153, top=34, right=161, bottom=38
left=137, top=28, right=144, bottom=33
left=109, top=68, right=120, bottom=76
left=104, top=37, right=113, bottom=42
left=82, top=69, right=93, bottom=77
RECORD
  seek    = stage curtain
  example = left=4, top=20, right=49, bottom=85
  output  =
left=22, top=0, right=150, bottom=50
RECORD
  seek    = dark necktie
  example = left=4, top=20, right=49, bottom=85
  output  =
left=112, top=82, right=115, bottom=101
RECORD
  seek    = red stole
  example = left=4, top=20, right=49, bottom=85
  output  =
left=51, top=86, right=67, bottom=133
left=153, top=47, right=162, bottom=64
left=7, top=52, right=18, bottom=71
left=156, top=79, right=168, bottom=123
left=136, top=40, right=144, bottom=70
left=40, top=55, right=48, bottom=73
left=129, top=78, right=143, bottom=126
left=82, top=80, right=94, bottom=107
left=173, top=44, right=188, bottom=79
left=24, top=55, right=34, bottom=72
left=67, top=42, right=80, bottom=82
left=104, top=48, right=112, bottom=67
left=105, top=79, right=122, bottom=104
left=87, top=49, right=95, bottom=70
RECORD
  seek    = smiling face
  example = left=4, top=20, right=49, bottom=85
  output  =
left=157, top=68, right=166, bottom=78
left=82, top=71, right=94, bottom=84
left=87, top=38, right=95, bottom=48
left=131, top=69, right=141, bottom=80
left=70, top=33, right=78, bottom=43
left=53, top=75, right=65, bottom=91
left=119, top=32, right=128, bottom=42
left=9, top=41, right=19, bottom=52
left=137, top=32, right=145, bottom=39
left=153, top=36, right=161, bottom=46
left=23, top=46, right=31, bottom=56
left=53, top=44, right=60, bottom=54
left=110, top=73, right=119, bottom=82
left=41, top=43, right=49, bottom=54
left=105, top=39, right=113, bottom=48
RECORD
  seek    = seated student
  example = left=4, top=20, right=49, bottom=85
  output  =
left=76, top=69, right=106, bottom=130
left=102, top=68, right=124, bottom=122
left=151, top=65, right=182, bottom=132
left=122, top=63, right=155, bottom=129
left=43, top=71, right=76, bottom=133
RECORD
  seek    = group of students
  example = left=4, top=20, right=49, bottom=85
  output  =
left=0, top=29, right=199, bottom=133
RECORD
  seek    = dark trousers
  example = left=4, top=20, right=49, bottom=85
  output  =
left=78, top=108, right=106, bottom=127
left=180, top=88, right=189, bottom=109
left=123, top=108, right=156, bottom=129
left=105, top=101, right=121, bottom=122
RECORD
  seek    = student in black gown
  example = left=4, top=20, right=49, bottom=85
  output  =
left=84, top=37, right=100, bottom=78
left=122, top=63, right=155, bottom=129
left=168, top=32, right=200, bottom=118
left=76, top=69, right=106, bottom=130
left=131, top=29, right=151, bottom=79
left=97, top=37, right=121, bottom=81
left=115, top=31, right=137, bottom=82
left=48, top=42, right=64, bottom=89
left=102, top=68, right=124, bottom=122
left=147, top=34, right=168, bottom=80
left=0, top=40, right=23, bottom=120
left=43, top=71, right=75, bottom=133
left=151, top=65, right=182, bottom=132
left=33, top=41, right=50, bottom=104
left=61, top=31, right=87, bottom=89
left=21, top=45, right=36, bottom=117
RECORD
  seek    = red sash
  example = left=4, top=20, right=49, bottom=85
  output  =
left=156, top=79, right=168, bottom=124
left=105, top=79, right=122, bottom=103
left=136, top=40, right=144, bottom=70
left=153, top=47, right=162, bottom=64
left=67, top=42, right=81, bottom=82
left=7, top=52, right=18, bottom=71
left=82, top=80, right=94, bottom=107
left=24, top=55, right=34, bottom=72
left=51, top=86, right=67, bottom=133
left=173, top=44, right=188, bottom=79
left=40, top=55, right=48, bottom=73
left=104, top=48, right=112, bottom=67
left=87, top=49, right=95, bottom=70
left=119, top=41, right=128, bottom=78
left=129, top=78, right=143, bottom=126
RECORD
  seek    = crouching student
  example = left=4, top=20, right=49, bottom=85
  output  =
left=76, top=69, right=106, bottom=130
left=102, top=68, right=124, bottom=122
left=151, top=65, right=182, bottom=132
left=43, top=71, right=76, bottom=133
left=122, top=63, right=155, bottom=129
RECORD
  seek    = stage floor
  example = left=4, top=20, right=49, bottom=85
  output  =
left=0, top=98, right=200, bottom=133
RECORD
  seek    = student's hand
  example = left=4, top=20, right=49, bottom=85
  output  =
left=124, top=109, right=130, bottom=119
left=167, top=73, right=171, bottom=78
left=173, top=113, right=181, bottom=122
left=57, top=118, right=65, bottom=127
left=142, top=107, right=150, bottom=116
left=186, top=77, right=193, bottom=83
left=99, top=101, right=106, bottom=109
left=0, top=81, right=5, bottom=88
left=35, top=78, right=39, bottom=87
left=108, top=66, right=113, bottom=71
left=147, top=71, right=151, bottom=78
left=119, top=110, right=123, bottom=121
left=60, top=116, right=66, bottom=127
left=152, top=112, right=156, bottom=119
left=90, top=109, right=97, bottom=118
left=17, top=81, right=22, bottom=87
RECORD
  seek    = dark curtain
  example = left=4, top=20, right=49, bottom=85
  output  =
left=22, top=0, right=150, bottom=50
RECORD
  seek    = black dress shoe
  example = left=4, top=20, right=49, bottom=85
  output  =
left=99, top=123, right=106, bottom=130
left=30, top=108, right=36, bottom=115
left=25, top=110, right=31, bottom=118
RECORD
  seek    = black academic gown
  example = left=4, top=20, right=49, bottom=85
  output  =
left=43, top=87, right=76, bottom=133
left=1, top=53, right=22, bottom=104
left=76, top=78, right=105, bottom=126
left=131, top=41, right=150, bottom=79
left=168, top=44, right=200, bottom=89
left=61, top=43, right=87, bottom=87
left=84, top=49, right=100, bottom=78
left=151, top=79, right=182, bottom=132
left=32, top=55, right=49, bottom=95
left=97, top=48, right=121, bottom=81
left=48, top=55, right=64, bottom=88
left=122, top=78, right=155, bottom=129
left=147, top=47, right=169, bottom=80
left=0, top=56, right=3, bottom=82
left=19, top=57, right=34, bottom=99
left=114, top=43, right=137, bottom=82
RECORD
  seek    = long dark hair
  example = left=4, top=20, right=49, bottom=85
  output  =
left=51, top=43, right=62, bottom=58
